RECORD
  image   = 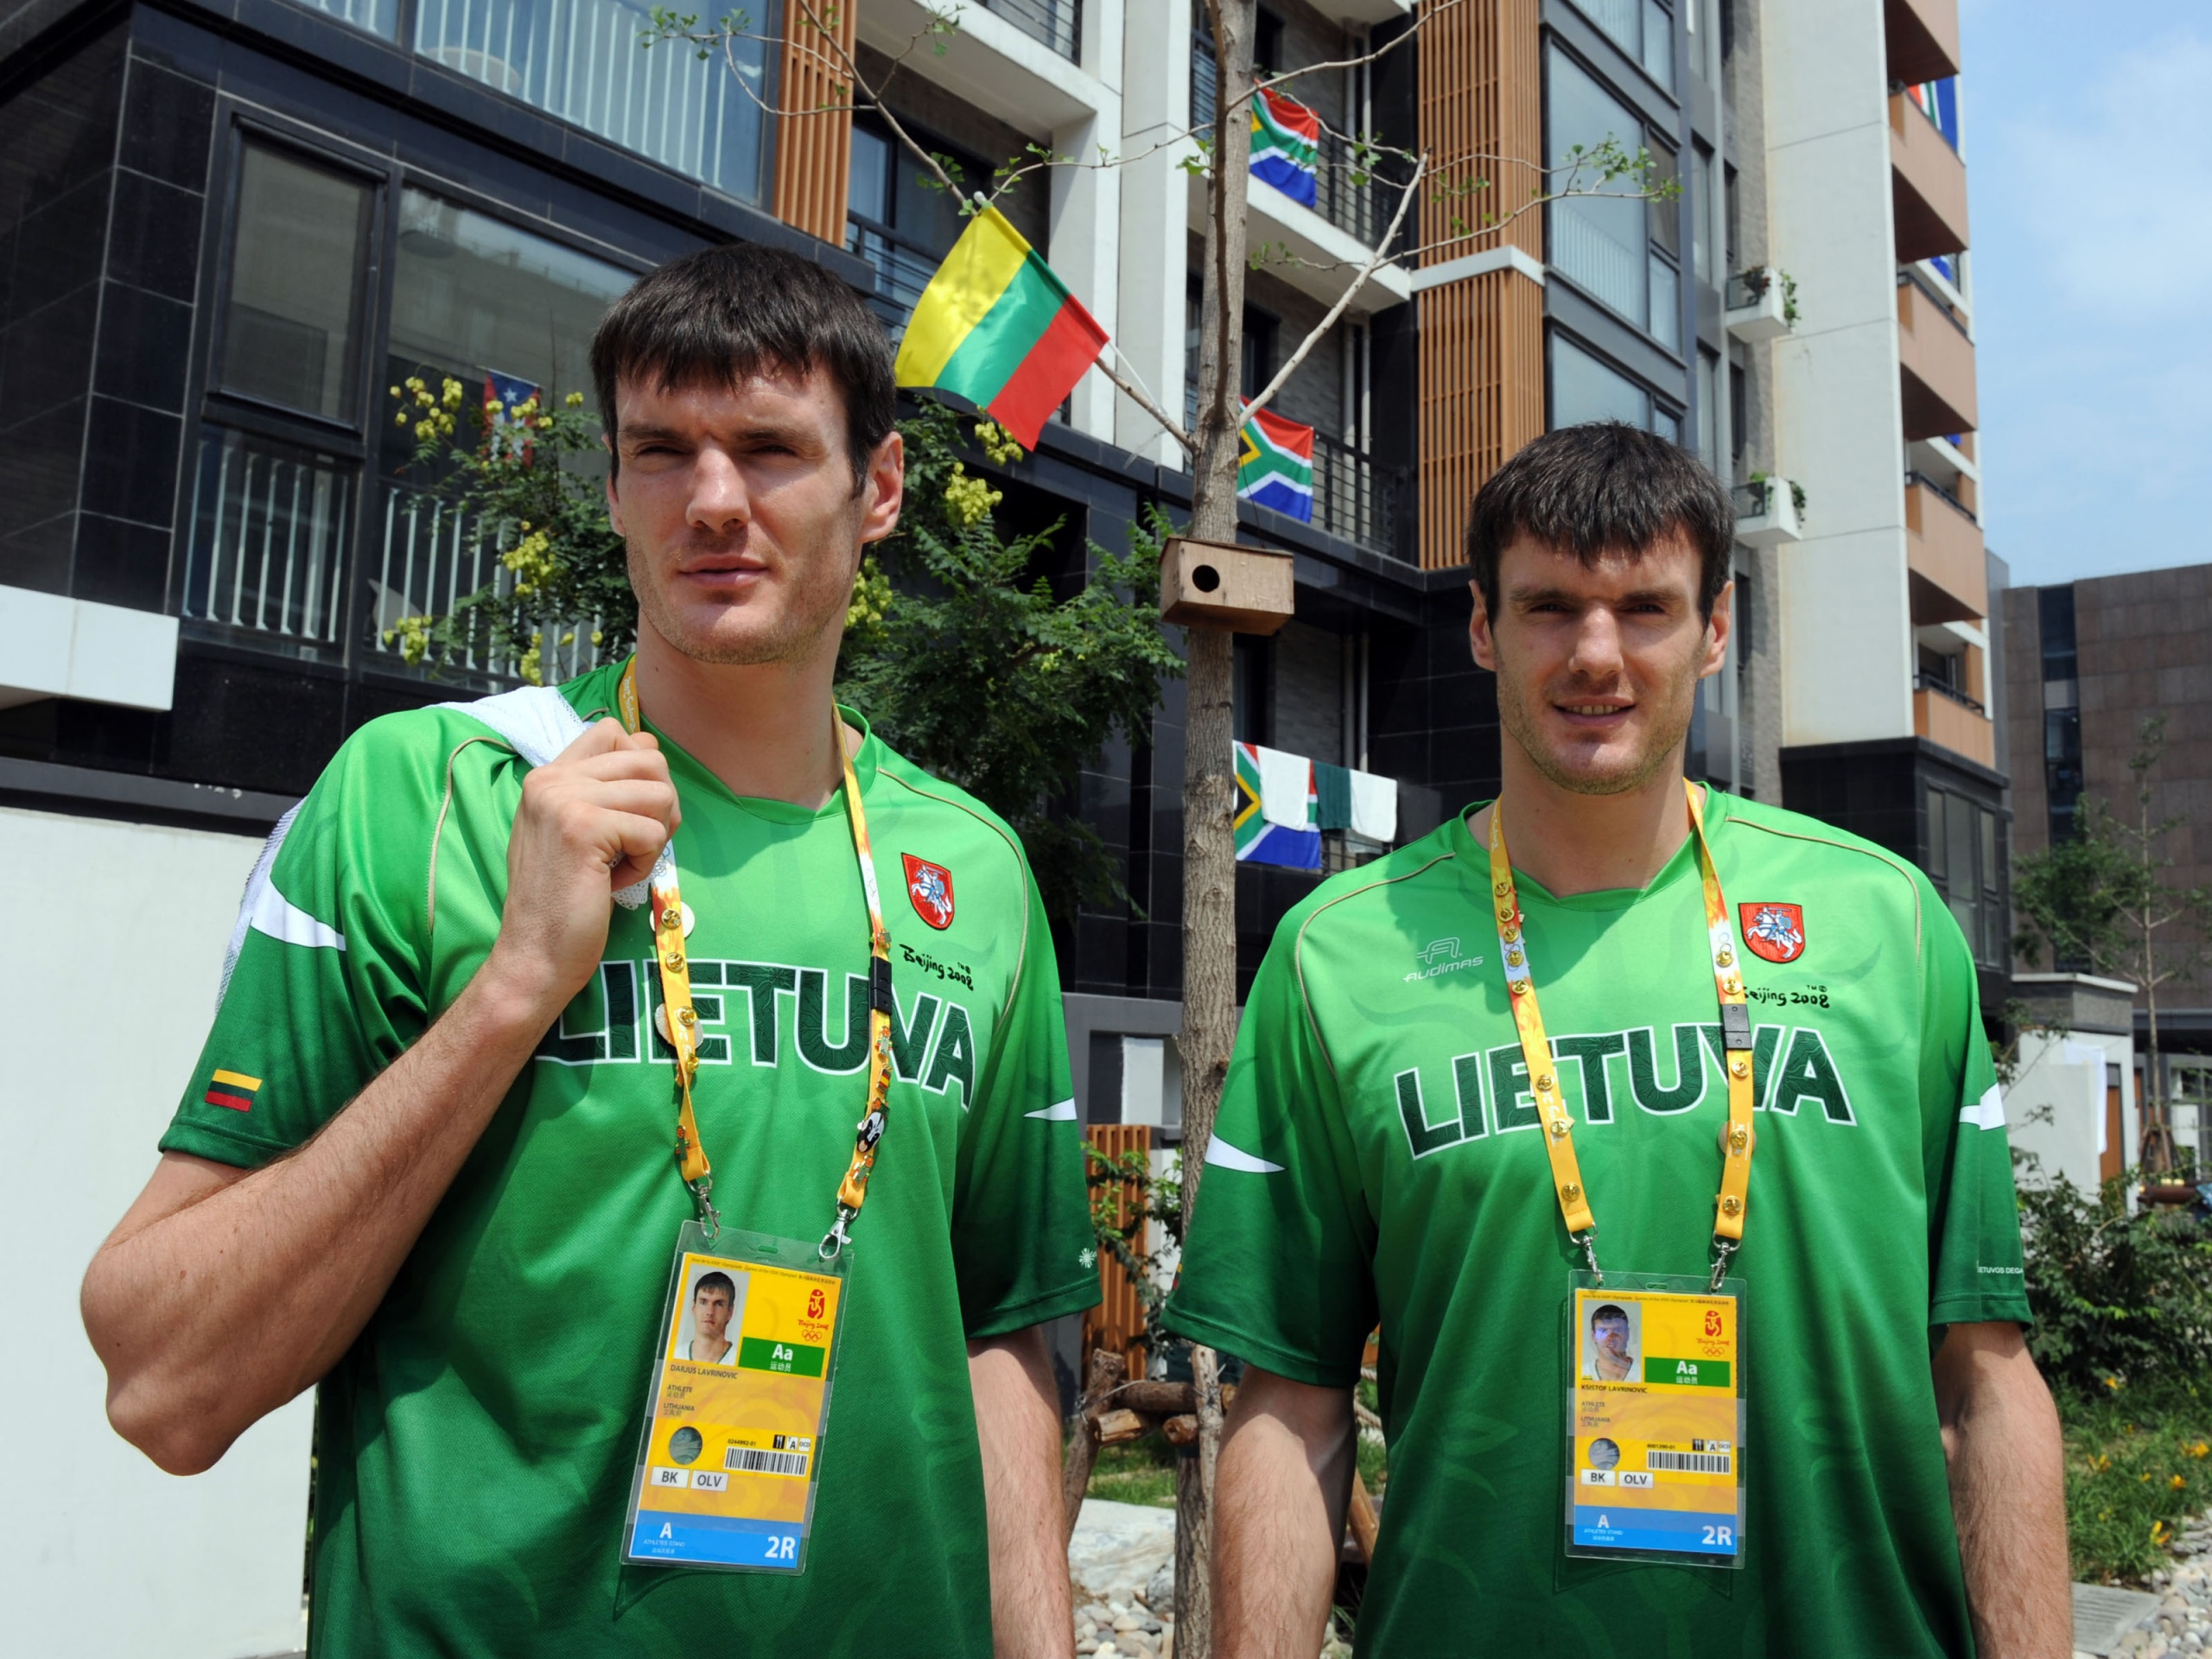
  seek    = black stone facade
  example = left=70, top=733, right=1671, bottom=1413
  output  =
left=0, top=0, right=1493, bottom=1003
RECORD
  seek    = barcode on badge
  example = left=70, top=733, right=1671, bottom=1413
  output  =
left=726, top=1446, right=810, bottom=1477
left=1645, top=1449, right=1732, bottom=1474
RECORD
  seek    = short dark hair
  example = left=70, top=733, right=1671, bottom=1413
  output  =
left=1591, top=1304, right=1630, bottom=1328
left=1465, top=423, right=1735, bottom=619
left=694, top=1271, right=736, bottom=1304
left=590, top=242, right=895, bottom=486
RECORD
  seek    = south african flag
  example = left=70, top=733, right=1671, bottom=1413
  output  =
left=1237, top=406, right=1315, bottom=523
left=1234, top=742, right=1321, bottom=870
left=1250, top=86, right=1319, bottom=207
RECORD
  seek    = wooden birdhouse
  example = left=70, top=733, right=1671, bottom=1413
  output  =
left=1158, top=537, right=1294, bottom=635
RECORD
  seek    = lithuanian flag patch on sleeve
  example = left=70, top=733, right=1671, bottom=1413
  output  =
left=204, top=1069, right=262, bottom=1112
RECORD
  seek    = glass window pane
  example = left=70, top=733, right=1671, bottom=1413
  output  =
left=1642, top=0, right=1674, bottom=88
left=292, top=0, right=397, bottom=38
left=1575, top=0, right=1640, bottom=60
left=377, top=193, right=636, bottom=671
left=1696, top=349, right=1719, bottom=465
left=1550, top=332, right=1649, bottom=429
left=1652, top=406, right=1680, bottom=444
left=1980, top=808, right=1999, bottom=897
left=1947, top=791, right=1978, bottom=895
left=1647, top=140, right=1680, bottom=257
left=220, top=145, right=372, bottom=423
left=1649, top=254, right=1680, bottom=350
left=1691, top=145, right=1712, bottom=282
left=1547, top=48, right=1648, bottom=324
left=849, top=127, right=890, bottom=225
left=1926, top=788, right=1948, bottom=882
left=414, top=0, right=775, bottom=205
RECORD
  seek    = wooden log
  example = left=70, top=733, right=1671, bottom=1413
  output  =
left=1096, top=1408, right=1150, bottom=1446
left=1346, top=1470, right=1381, bottom=1564
left=1062, top=1349, right=1127, bottom=1541
left=1161, top=1413, right=1199, bottom=1446
left=1115, top=1379, right=1196, bottom=1414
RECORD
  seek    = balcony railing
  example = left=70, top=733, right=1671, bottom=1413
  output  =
left=980, top=0, right=1079, bottom=61
left=366, top=485, right=600, bottom=684
left=847, top=215, right=941, bottom=332
left=1312, top=431, right=1405, bottom=559
left=292, top=0, right=398, bottom=36
left=1915, top=671, right=1985, bottom=715
left=1192, top=57, right=1388, bottom=247
left=183, top=427, right=353, bottom=649
left=1905, top=467, right=1977, bottom=524
left=414, top=0, right=775, bottom=205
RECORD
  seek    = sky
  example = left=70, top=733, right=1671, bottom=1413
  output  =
left=1961, top=0, right=2212, bottom=588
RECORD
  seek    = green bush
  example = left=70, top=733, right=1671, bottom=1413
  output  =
left=2059, top=1382, right=2212, bottom=1582
left=2018, top=1166, right=2212, bottom=1397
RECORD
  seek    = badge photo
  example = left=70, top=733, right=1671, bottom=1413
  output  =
left=902, top=854, right=955, bottom=930
left=1739, top=902, right=1806, bottom=964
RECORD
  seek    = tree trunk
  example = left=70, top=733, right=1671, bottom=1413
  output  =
left=2144, top=958, right=2172, bottom=1174
left=1173, top=5, right=1257, bottom=1656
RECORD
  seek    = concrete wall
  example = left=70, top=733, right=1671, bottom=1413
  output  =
left=1760, top=0, right=1915, bottom=747
left=2007, top=1028, right=2137, bottom=1198
left=0, top=805, right=313, bottom=1657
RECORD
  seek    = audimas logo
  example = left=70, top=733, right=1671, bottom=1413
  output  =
left=1405, top=938, right=1485, bottom=982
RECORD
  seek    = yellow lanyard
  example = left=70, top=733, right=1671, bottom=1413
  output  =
left=1489, top=780, right=1756, bottom=1288
left=616, top=657, right=896, bottom=1259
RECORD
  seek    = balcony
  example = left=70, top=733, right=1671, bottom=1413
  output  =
left=1186, top=163, right=1413, bottom=314
left=1732, top=477, right=1803, bottom=547
left=847, top=215, right=939, bottom=333
left=977, top=0, right=1079, bottom=63
left=1311, top=432, right=1408, bottom=560
left=1913, top=677, right=1994, bottom=767
left=1885, top=0, right=1961, bottom=85
left=1889, top=90, right=1969, bottom=264
left=1897, top=270, right=1977, bottom=440
left=1904, top=470, right=1986, bottom=624
left=182, top=426, right=353, bottom=655
left=414, top=0, right=773, bottom=205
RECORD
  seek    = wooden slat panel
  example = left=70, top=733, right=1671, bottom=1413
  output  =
left=1082, top=1124, right=1154, bottom=1381
left=772, top=4, right=857, bottom=245
left=1414, top=0, right=1544, bottom=569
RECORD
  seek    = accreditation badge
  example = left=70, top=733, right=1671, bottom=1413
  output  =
left=1565, top=1271, right=1745, bottom=1568
left=622, top=1224, right=850, bottom=1573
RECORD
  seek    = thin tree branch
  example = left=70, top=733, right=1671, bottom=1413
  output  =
left=1243, top=152, right=1425, bottom=426
left=1103, top=344, right=1195, bottom=454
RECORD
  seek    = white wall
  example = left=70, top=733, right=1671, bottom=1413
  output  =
left=2007, top=1027, right=2138, bottom=1198
left=0, top=805, right=313, bottom=1658
left=1760, top=0, right=1916, bottom=746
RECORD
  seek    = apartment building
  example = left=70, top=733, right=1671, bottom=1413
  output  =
left=1751, top=0, right=2011, bottom=1012
left=2003, top=564, right=2212, bottom=1138
left=0, top=0, right=1986, bottom=1641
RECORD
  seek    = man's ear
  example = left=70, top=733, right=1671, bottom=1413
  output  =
left=858, top=429, right=905, bottom=547
left=1700, top=578, right=1735, bottom=680
left=1469, top=578, right=1500, bottom=672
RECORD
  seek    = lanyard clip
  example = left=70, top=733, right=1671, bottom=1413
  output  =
left=1575, top=1228, right=1602, bottom=1284
left=1709, top=1235, right=1738, bottom=1293
left=689, top=1174, right=720, bottom=1244
left=819, top=1205, right=856, bottom=1262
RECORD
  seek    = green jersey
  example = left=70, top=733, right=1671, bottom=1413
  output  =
left=1163, top=791, right=2026, bottom=1658
left=160, top=662, right=1097, bottom=1657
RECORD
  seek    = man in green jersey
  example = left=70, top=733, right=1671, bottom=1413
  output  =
left=83, top=245, right=1096, bottom=1657
left=1163, top=424, right=2069, bottom=1657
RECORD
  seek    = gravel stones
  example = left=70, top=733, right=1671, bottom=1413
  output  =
left=2100, top=1515, right=2212, bottom=1659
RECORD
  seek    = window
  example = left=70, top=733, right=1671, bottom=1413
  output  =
left=847, top=121, right=991, bottom=327
left=1925, top=787, right=2005, bottom=967
left=292, top=0, right=397, bottom=39
left=1695, top=348, right=1719, bottom=466
left=372, top=190, right=635, bottom=675
left=218, top=143, right=374, bottom=425
left=1690, top=143, right=1712, bottom=283
left=1183, top=285, right=1275, bottom=429
left=1549, top=333, right=1682, bottom=442
left=1572, top=0, right=1675, bottom=92
left=1548, top=48, right=1680, bottom=347
left=1729, top=359, right=1746, bottom=467
left=2039, top=584, right=2082, bottom=842
left=413, top=0, right=776, bottom=205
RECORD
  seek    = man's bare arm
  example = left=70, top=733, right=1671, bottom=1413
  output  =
left=82, top=721, right=677, bottom=1476
left=1936, top=1320, right=2071, bottom=1659
left=969, top=1325, right=1073, bottom=1659
left=1216, top=1365, right=1355, bottom=1659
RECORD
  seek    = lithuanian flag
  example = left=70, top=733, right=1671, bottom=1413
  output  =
left=893, top=205, right=1108, bottom=449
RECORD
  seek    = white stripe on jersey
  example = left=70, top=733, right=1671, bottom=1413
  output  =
left=1203, top=1137, right=1285, bottom=1173
left=1958, top=1084, right=2005, bottom=1131
left=218, top=801, right=345, bottom=1007
left=1025, top=1099, right=1078, bottom=1121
